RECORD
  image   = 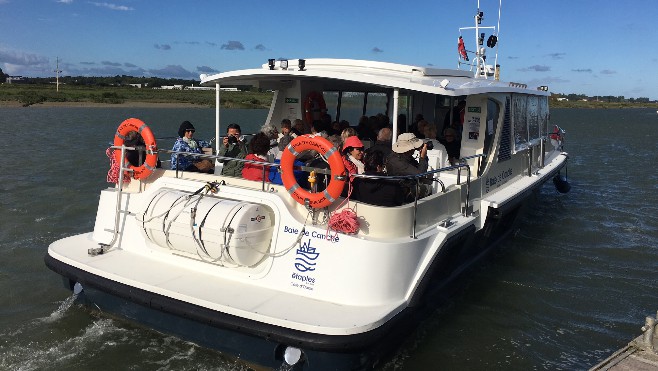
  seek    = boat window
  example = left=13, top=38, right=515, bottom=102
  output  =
left=497, top=97, right=512, bottom=162
left=538, top=96, right=549, bottom=138
left=323, top=91, right=339, bottom=122
left=481, top=98, right=500, bottom=175
left=365, top=92, right=388, bottom=117
left=527, top=96, right=540, bottom=145
left=337, top=92, right=366, bottom=126
left=512, top=94, right=528, bottom=151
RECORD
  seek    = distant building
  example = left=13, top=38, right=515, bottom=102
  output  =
left=556, top=97, right=568, bottom=101
left=5, top=76, right=25, bottom=84
left=128, top=83, right=142, bottom=88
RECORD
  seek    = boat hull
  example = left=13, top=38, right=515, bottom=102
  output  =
left=44, top=189, right=536, bottom=370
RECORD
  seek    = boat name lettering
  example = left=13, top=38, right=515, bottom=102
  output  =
left=283, top=226, right=340, bottom=243
left=285, top=98, right=299, bottom=103
left=485, top=167, right=513, bottom=193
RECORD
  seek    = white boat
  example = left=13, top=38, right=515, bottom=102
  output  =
left=45, top=4, right=570, bottom=370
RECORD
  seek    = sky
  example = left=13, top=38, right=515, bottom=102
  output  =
left=1, top=0, right=657, bottom=100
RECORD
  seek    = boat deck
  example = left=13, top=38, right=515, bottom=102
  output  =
left=590, top=336, right=658, bottom=370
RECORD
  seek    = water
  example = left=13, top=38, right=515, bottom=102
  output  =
left=0, top=106, right=656, bottom=370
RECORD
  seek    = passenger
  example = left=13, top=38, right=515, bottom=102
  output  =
left=386, top=132, right=432, bottom=200
left=242, top=133, right=272, bottom=181
left=278, top=119, right=297, bottom=151
left=422, top=122, right=441, bottom=151
left=368, top=127, right=393, bottom=158
left=340, top=127, right=357, bottom=146
left=292, top=118, right=307, bottom=135
left=443, top=100, right=466, bottom=134
left=416, top=119, right=429, bottom=139
left=171, top=121, right=214, bottom=173
left=353, top=150, right=405, bottom=207
left=341, top=135, right=365, bottom=176
left=217, top=123, right=248, bottom=177
left=260, top=123, right=280, bottom=161
left=438, top=127, right=461, bottom=165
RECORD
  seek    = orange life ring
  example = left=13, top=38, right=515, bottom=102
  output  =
left=304, top=91, right=327, bottom=125
left=113, top=118, right=158, bottom=180
left=281, top=135, right=345, bottom=209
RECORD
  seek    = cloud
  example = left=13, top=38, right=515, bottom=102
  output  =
left=220, top=41, right=245, bottom=50
left=80, top=61, right=96, bottom=65
left=507, top=56, right=520, bottom=60
left=101, top=61, right=121, bottom=67
left=124, top=62, right=137, bottom=68
left=148, top=64, right=196, bottom=79
left=206, top=42, right=217, bottom=47
left=600, top=69, right=616, bottom=75
left=372, top=47, right=383, bottom=53
left=546, top=53, right=566, bottom=60
left=90, top=2, right=134, bottom=11
left=518, top=65, right=551, bottom=72
left=572, top=68, right=592, bottom=73
left=57, top=0, right=74, bottom=3
left=197, top=65, right=219, bottom=74
left=154, top=44, right=171, bottom=50
left=0, top=49, right=49, bottom=66
left=254, top=44, right=267, bottom=51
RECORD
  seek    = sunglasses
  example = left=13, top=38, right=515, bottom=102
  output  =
left=186, top=129, right=195, bottom=133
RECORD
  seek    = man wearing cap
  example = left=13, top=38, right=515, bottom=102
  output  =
left=386, top=132, right=432, bottom=199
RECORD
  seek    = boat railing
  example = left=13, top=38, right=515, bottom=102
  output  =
left=163, top=149, right=479, bottom=237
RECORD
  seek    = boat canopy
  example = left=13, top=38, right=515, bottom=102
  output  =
left=200, top=58, right=549, bottom=97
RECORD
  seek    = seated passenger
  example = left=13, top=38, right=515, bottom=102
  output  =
left=386, top=132, right=432, bottom=200
left=341, top=135, right=365, bottom=176
left=353, top=150, right=405, bottom=207
left=242, top=133, right=272, bottom=181
left=217, top=123, right=248, bottom=177
left=438, top=127, right=461, bottom=165
left=171, top=121, right=214, bottom=173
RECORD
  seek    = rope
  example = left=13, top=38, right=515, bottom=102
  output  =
left=326, top=171, right=360, bottom=236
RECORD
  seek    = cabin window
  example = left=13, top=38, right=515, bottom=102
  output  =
left=365, top=92, right=388, bottom=117
left=323, top=91, right=339, bottom=122
left=498, top=97, right=512, bottom=162
left=512, top=94, right=550, bottom=152
left=512, top=94, right=528, bottom=151
left=335, top=92, right=365, bottom=126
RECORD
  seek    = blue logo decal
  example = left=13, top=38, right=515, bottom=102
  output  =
left=294, top=239, right=319, bottom=272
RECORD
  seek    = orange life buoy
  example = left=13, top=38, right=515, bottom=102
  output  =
left=304, top=91, right=327, bottom=125
left=281, top=135, right=345, bottom=209
left=113, top=118, right=158, bottom=180
left=458, top=36, right=469, bottom=61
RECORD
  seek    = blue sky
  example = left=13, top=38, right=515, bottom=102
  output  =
left=1, top=0, right=657, bottom=100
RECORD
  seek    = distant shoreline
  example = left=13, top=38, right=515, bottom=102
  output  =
left=0, top=100, right=205, bottom=108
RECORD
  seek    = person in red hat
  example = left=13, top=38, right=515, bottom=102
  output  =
left=341, top=135, right=365, bottom=176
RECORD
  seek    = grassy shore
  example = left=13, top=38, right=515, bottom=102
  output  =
left=1, top=83, right=657, bottom=110
left=0, top=84, right=273, bottom=108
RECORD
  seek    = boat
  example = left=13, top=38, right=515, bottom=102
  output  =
left=45, top=3, right=571, bottom=370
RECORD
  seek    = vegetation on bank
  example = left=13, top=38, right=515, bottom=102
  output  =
left=1, top=81, right=657, bottom=110
left=0, top=83, right=273, bottom=108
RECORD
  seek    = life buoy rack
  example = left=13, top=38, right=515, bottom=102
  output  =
left=304, top=91, right=327, bottom=125
left=458, top=36, right=469, bottom=61
left=280, top=135, right=345, bottom=209
left=113, top=118, right=158, bottom=180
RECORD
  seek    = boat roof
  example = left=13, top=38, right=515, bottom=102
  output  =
left=200, top=58, right=549, bottom=96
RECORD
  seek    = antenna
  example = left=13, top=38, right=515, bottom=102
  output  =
left=54, top=57, right=62, bottom=92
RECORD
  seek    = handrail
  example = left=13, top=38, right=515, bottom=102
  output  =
left=157, top=149, right=479, bottom=239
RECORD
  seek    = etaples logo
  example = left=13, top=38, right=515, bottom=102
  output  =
left=250, top=215, right=265, bottom=222
left=294, top=239, right=319, bottom=272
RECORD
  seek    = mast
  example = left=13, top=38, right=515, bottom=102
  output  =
left=54, top=57, right=62, bottom=92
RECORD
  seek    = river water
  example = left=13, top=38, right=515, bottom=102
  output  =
left=0, top=106, right=656, bottom=370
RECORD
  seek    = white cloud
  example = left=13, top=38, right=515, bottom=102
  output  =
left=89, top=2, right=134, bottom=11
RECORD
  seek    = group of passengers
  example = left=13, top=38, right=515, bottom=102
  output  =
left=169, top=109, right=462, bottom=206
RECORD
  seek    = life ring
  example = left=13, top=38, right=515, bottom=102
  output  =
left=281, top=135, right=345, bottom=209
left=113, top=118, right=158, bottom=180
left=458, top=36, right=469, bottom=61
left=304, top=91, right=327, bottom=125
